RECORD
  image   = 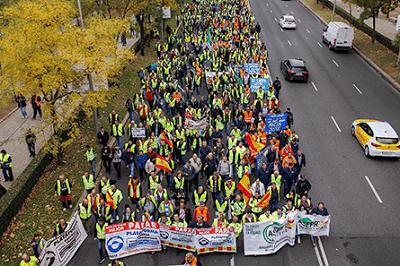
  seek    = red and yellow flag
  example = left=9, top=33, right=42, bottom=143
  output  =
left=161, top=132, right=174, bottom=149
left=106, top=191, right=116, bottom=210
left=245, top=133, right=266, bottom=153
left=155, top=154, right=172, bottom=173
left=237, top=173, right=252, bottom=205
left=258, top=191, right=271, bottom=208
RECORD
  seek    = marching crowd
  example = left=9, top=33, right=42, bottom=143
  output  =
left=21, top=0, right=329, bottom=265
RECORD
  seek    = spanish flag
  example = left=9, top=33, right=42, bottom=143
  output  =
left=237, top=173, right=252, bottom=205
left=106, top=191, right=117, bottom=210
left=245, top=133, right=266, bottom=153
left=161, top=132, right=174, bottom=149
left=155, top=154, right=172, bottom=173
left=258, top=191, right=271, bottom=208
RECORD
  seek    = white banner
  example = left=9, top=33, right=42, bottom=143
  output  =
left=243, top=213, right=297, bottom=256
left=131, top=128, right=146, bottom=138
left=205, top=71, right=216, bottom=79
left=194, top=228, right=236, bottom=254
left=159, top=224, right=196, bottom=251
left=40, top=212, right=87, bottom=266
left=297, top=214, right=330, bottom=237
left=184, top=118, right=208, bottom=130
left=105, top=222, right=161, bottom=259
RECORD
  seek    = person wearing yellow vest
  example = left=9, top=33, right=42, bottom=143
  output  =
left=108, top=185, right=123, bottom=222
left=149, top=171, right=161, bottom=193
left=213, top=211, right=228, bottom=228
left=112, top=123, right=124, bottom=149
left=139, top=193, right=157, bottom=217
left=30, top=233, right=46, bottom=258
left=158, top=199, right=174, bottom=218
left=79, top=198, right=92, bottom=231
left=231, top=194, right=246, bottom=218
left=207, top=172, right=222, bottom=206
left=249, top=191, right=263, bottom=217
left=256, top=86, right=265, bottom=100
left=97, top=198, right=112, bottom=223
left=171, top=213, right=187, bottom=227
left=85, top=145, right=96, bottom=177
left=223, top=177, right=236, bottom=200
left=87, top=189, right=100, bottom=219
left=53, top=218, right=69, bottom=236
left=82, top=172, right=95, bottom=194
left=99, top=176, right=111, bottom=199
left=272, top=208, right=286, bottom=221
left=20, top=253, right=38, bottom=266
left=193, top=186, right=208, bottom=206
left=94, top=218, right=108, bottom=264
left=174, top=171, right=185, bottom=192
left=1, top=150, right=14, bottom=181
left=127, top=175, right=141, bottom=206
left=215, top=198, right=228, bottom=216
left=228, top=215, right=243, bottom=237
left=158, top=212, right=172, bottom=225
left=259, top=209, right=274, bottom=222
left=242, top=210, right=257, bottom=223
left=122, top=205, right=136, bottom=222
left=54, top=175, right=72, bottom=211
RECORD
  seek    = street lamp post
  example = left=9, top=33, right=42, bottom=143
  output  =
left=77, top=0, right=99, bottom=135
left=331, top=0, right=336, bottom=21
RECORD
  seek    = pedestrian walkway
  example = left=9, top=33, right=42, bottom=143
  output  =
left=328, top=0, right=398, bottom=40
left=0, top=33, right=140, bottom=190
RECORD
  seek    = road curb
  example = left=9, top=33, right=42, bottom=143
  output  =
left=297, top=0, right=400, bottom=94
left=0, top=107, right=18, bottom=125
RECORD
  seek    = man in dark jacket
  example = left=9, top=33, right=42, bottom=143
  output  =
left=282, top=163, right=298, bottom=195
left=296, top=175, right=312, bottom=197
left=198, top=141, right=212, bottom=163
left=97, top=127, right=109, bottom=147
left=257, top=162, right=270, bottom=188
left=295, top=149, right=306, bottom=174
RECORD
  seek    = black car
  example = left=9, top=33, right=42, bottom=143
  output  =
left=280, top=58, right=309, bottom=82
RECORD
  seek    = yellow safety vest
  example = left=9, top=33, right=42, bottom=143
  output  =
left=79, top=204, right=92, bottom=220
left=82, top=174, right=95, bottom=190
left=96, top=222, right=108, bottom=240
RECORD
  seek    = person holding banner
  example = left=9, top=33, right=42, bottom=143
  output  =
left=19, top=253, right=38, bottom=266
left=108, top=259, right=126, bottom=266
left=94, top=218, right=108, bottom=264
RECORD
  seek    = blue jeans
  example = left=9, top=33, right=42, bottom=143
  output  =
left=98, top=239, right=106, bottom=260
left=129, top=163, right=135, bottom=177
left=116, top=136, right=122, bottom=149
left=89, top=160, right=96, bottom=176
left=19, top=106, right=27, bottom=118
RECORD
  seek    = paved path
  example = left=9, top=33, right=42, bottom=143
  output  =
left=328, top=0, right=398, bottom=40
left=0, top=33, right=140, bottom=190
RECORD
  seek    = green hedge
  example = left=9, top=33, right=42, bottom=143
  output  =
left=319, top=0, right=399, bottom=53
left=0, top=149, right=52, bottom=236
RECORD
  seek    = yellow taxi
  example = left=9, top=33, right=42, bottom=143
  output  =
left=351, top=119, right=400, bottom=158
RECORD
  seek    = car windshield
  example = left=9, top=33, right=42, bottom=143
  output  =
left=293, top=66, right=306, bottom=71
left=285, top=18, right=295, bottom=22
left=376, top=137, right=399, bottom=144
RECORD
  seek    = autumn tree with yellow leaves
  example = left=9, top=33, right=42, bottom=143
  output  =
left=0, top=0, right=134, bottom=157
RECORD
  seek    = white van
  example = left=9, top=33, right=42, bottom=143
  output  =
left=322, top=21, right=354, bottom=50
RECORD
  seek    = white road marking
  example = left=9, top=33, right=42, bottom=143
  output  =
left=318, top=237, right=330, bottom=266
left=365, top=176, right=383, bottom=204
left=290, top=11, right=294, bottom=14
left=285, top=4, right=289, bottom=7
left=353, top=84, right=363, bottom=94
left=311, top=81, right=318, bottom=92
left=274, top=17, right=277, bottom=22
left=298, top=18, right=302, bottom=23
left=331, top=116, right=342, bottom=132
left=332, top=59, right=339, bottom=67
left=287, top=40, right=292, bottom=46
left=267, top=3, right=269, bottom=6
left=317, top=42, right=323, bottom=48
left=314, top=244, right=324, bottom=266
left=306, top=28, right=311, bottom=34
left=280, top=27, right=284, bottom=32
left=230, top=255, right=235, bottom=266
left=270, top=9, right=273, bottom=13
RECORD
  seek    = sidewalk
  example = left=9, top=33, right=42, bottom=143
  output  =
left=329, top=0, right=398, bottom=40
left=0, top=33, right=140, bottom=190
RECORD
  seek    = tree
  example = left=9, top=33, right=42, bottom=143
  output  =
left=349, top=0, right=396, bottom=43
left=381, top=0, right=400, bottom=18
left=85, top=0, right=178, bottom=55
left=0, top=0, right=133, bottom=157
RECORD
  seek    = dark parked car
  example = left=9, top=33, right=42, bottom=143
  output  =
left=280, top=58, right=309, bottom=82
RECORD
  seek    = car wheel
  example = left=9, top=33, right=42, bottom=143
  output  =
left=364, top=146, right=370, bottom=158
left=351, top=126, right=355, bottom=136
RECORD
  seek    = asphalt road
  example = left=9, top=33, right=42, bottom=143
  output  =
left=251, top=0, right=400, bottom=265
left=69, top=0, right=400, bottom=265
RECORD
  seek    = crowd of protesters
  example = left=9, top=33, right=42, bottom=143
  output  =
left=21, top=0, right=329, bottom=265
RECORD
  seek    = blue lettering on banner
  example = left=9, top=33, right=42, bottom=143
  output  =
left=250, top=78, right=270, bottom=92
left=265, top=114, right=288, bottom=133
left=243, top=63, right=260, bottom=75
